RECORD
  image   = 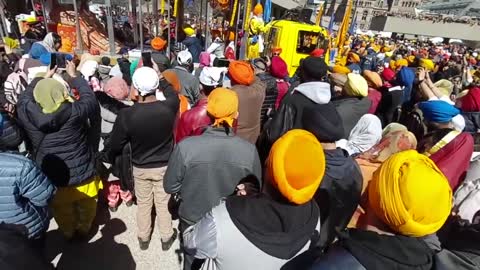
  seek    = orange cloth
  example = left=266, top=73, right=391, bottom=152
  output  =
left=363, top=70, right=383, bottom=89
left=151, top=37, right=167, bottom=51
left=332, top=65, right=351, bottom=74
left=206, top=88, right=239, bottom=127
left=163, top=70, right=188, bottom=115
left=253, top=3, right=263, bottom=16
left=348, top=52, right=360, bottom=63
left=267, top=130, right=326, bottom=205
left=228, top=61, right=255, bottom=86
left=162, top=70, right=181, bottom=92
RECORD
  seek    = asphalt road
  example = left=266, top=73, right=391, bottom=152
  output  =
left=45, top=200, right=183, bottom=270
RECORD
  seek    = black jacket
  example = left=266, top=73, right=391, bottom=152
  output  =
left=0, top=111, right=22, bottom=151
left=17, top=77, right=100, bottom=187
left=310, top=229, right=435, bottom=270
left=332, top=97, right=372, bottom=135
left=315, top=149, right=362, bottom=250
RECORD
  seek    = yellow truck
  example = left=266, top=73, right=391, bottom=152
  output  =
left=263, top=20, right=330, bottom=76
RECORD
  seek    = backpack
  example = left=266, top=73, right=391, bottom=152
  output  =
left=4, top=58, right=27, bottom=108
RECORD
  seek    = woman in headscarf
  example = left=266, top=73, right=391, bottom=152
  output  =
left=29, top=32, right=62, bottom=60
left=96, top=76, right=133, bottom=212
left=418, top=128, right=474, bottom=192
left=336, top=114, right=383, bottom=156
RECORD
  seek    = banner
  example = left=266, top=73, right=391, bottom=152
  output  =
left=315, top=2, right=325, bottom=27
left=336, top=0, right=353, bottom=50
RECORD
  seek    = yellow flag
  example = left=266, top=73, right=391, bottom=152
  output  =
left=231, top=0, right=239, bottom=26
left=173, top=0, right=178, bottom=17
left=244, top=0, right=252, bottom=30
left=160, top=0, right=165, bottom=14
left=315, top=3, right=324, bottom=26
left=337, top=0, right=353, bottom=50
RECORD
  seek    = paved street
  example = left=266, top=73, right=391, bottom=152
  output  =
left=44, top=200, right=182, bottom=270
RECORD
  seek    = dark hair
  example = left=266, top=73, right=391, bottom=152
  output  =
left=52, top=33, right=62, bottom=45
left=201, top=84, right=216, bottom=96
left=417, top=128, right=453, bottom=153
left=101, top=56, right=111, bottom=66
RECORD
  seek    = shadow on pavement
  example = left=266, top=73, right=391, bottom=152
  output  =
left=53, top=218, right=136, bottom=270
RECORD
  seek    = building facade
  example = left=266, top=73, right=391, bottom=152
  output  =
left=419, top=0, right=480, bottom=17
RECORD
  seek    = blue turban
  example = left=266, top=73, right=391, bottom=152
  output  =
left=397, top=67, right=415, bottom=104
left=418, top=100, right=460, bottom=123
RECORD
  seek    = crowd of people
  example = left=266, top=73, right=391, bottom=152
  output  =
left=1, top=3, right=480, bottom=270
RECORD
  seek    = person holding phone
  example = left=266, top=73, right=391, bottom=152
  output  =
left=16, top=61, right=102, bottom=241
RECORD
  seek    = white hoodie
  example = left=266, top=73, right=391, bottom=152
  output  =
left=293, top=81, right=332, bottom=104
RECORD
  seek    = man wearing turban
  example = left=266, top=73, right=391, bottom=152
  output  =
left=183, top=130, right=326, bottom=270
left=302, top=104, right=363, bottom=250
left=164, top=88, right=262, bottom=270
left=310, top=151, right=452, bottom=270
left=247, top=3, right=267, bottom=59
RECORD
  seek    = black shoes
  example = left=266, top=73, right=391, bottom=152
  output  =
left=161, top=229, right=178, bottom=251
left=138, top=238, right=151, bottom=250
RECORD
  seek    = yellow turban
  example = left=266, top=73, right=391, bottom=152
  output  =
left=267, top=129, right=326, bottom=205
left=33, top=78, right=73, bottom=114
left=368, top=150, right=452, bottom=237
left=395, top=59, right=408, bottom=70
left=389, top=59, right=396, bottom=70
left=184, top=27, right=195, bottom=37
left=385, top=51, right=394, bottom=58
left=253, top=3, right=263, bottom=16
left=344, top=73, right=368, bottom=97
left=206, top=88, right=239, bottom=127
left=420, top=58, right=435, bottom=71
left=348, top=52, right=361, bottom=64
left=434, top=79, right=454, bottom=97
left=332, top=65, right=351, bottom=75
left=407, top=55, right=416, bottom=64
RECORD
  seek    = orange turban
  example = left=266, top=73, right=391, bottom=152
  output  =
left=207, top=88, right=239, bottom=127
left=348, top=52, right=361, bottom=63
left=162, top=70, right=181, bottom=92
left=267, top=129, right=326, bottom=205
left=332, top=65, right=351, bottom=75
left=228, top=61, right=255, bottom=86
left=368, top=150, right=452, bottom=237
left=363, top=70, right=383, bottom=89
left=253, top=3, right=263, bottom=16
left=151, top=37, right=167, bottom=51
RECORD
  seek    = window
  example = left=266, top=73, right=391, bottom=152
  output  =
left=296, top=31, right=326, bottom=54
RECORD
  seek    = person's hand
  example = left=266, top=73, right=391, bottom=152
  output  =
left=417, top=67, right=426, bottom=81
left=45, top=66, right=57, bottom=78
left=66, top=60, right=76, bottom=78
left=236, top=184, right=248, bottom=196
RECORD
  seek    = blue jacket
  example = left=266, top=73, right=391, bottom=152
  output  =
left=0, top=153, right=56, bottom=238
left=182, top=37, right=202, bottom=63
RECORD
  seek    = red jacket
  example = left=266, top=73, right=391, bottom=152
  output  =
left=175, top=98, right=211, bottom=143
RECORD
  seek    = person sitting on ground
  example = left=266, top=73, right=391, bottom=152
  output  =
left=0, top=113, right=56, bottom=241
left=183, top=129, right=325, bottom=270
left=108, top=66, right=179, bottom=251
left=168, top=50, right=200, bottom=105
left=310, top=150, right=452, bottom=270
left=98, top=56, right=112, bottom=83
left=230, top=60, right=266, bottom=144
left=29, top=32, right=62, bottom=60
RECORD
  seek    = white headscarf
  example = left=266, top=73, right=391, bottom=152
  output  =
left=336, top=114, right=382, bottom=156
left=80, top=60, right=99, bottom=79
left=39, top=33, right=57, bottom=52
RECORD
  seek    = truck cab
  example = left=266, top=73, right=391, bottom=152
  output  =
left=263, top=20, right=329, bottom=76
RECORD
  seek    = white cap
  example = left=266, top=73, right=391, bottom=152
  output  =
left=132, top=67, right=160, bottom=96
left=177, top=50, right=193, bottom=66
left=80, top=60, right=99, bottom=78
left=199, top=67, right=227, bottom=86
